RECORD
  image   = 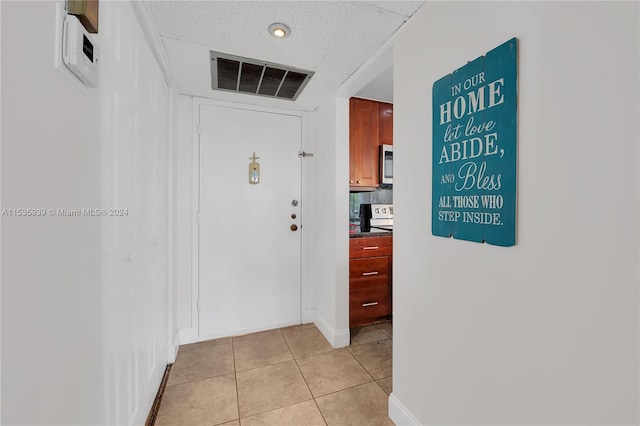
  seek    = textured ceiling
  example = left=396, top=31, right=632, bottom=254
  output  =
left=144, top=1, right=424, bottom=111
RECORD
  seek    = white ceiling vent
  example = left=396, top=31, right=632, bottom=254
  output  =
left=210, top=51, right=314, bottom=101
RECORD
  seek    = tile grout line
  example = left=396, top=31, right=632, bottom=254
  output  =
left=288, top=346, right=329, bottom=425
left=233, top=330, right=298, bottom=375
left=345, top=345, right=378, bottom=383
left=349, top=335, right=390, bottom=347
left=281, top=327, right=329, bottom=426
left=163, top=324, right=392, bottom=424
left=236, top=329, right=318, bottom=422
left=312, top=395, right=329, bottom=426
left=284, top=327, right=387, bottom=424
left=347, top=329, right=394, bottom=382
left=361, top=327, right=393, bottom=396
left=164, top=342, right=238, bottom=388
left=314, top=377, right=378, bottom=400
left=231, top=339, right=241, bottom=423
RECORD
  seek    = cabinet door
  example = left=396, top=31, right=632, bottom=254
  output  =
left=349, top=98, right=379, bottom=188
left=379, top=102, right=393, bottom=146
left=349, top=286, right=391, bottom=327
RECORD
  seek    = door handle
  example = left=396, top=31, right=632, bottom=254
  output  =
left=291, top=224, right=298, bottom=231
left=362, top=271, right=379, bottom=276
left=362, top=302, right=379, bottom=307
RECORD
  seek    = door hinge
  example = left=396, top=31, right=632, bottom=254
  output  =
left=196, top=299, right=200, bottom=311
left=197, top=211, right=200, bottom=223
left=197, top=122, right=201, bottom=135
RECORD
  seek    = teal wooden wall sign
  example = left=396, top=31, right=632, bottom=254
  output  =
left=432, top=38, right=517, bottom=247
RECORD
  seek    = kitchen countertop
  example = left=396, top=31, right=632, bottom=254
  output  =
left=349, top=231, right=393, bottom=238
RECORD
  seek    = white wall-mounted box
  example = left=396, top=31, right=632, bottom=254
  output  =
left=62, top=14, right=98, bottom=87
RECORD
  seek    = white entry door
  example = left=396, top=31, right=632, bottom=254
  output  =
left=198, top=104, right=302, bottom=339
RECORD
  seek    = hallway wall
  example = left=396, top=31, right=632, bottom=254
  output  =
left=305, top=95, right=351, bottom=347
left=1, top=2, right=103, bottom=424
left=1, top=1, right=174, bottom=424
left=391, top=2, right=639, bottom=425
left=99, top=2, right=172, bottom=424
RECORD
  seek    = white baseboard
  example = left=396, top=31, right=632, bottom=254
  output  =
left=168, top=330, right=180, bottom=363
left=302, top=308, right=315, bottom=324
left=313, top=310, right=350, bottom=348
left=178, top=326, right=198, bottom=345
left=388, top=392, right=421, bottom=426
left=179, top=318, right=312, bottom=345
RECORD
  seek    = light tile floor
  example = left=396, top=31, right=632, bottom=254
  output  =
left=155, top=322, right=393, bottom=426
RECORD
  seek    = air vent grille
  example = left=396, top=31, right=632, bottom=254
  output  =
left=210, top=51, right=314, bottom=101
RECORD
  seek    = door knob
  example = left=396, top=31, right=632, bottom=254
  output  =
left=291, top=213, right=297, bottom=219
left=290, top=224, right=298, bottom=231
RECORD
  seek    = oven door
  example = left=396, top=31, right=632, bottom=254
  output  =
left=380, top=144, right=393, bottom=185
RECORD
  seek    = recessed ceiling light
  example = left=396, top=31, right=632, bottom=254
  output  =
left=269, top=23, right=290, bottom=39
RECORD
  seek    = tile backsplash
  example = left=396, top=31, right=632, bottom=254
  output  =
left=349, top=188, right=393, bottom=220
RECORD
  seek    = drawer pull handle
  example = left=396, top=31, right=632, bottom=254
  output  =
left=362, top=246, right=379, bottom=250
left=362, top=271, right=379, bottom=276
left=362, top=302, right=379, bottom=307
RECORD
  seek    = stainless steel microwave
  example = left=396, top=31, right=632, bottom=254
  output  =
left=380, top=144, right=393, bottom=185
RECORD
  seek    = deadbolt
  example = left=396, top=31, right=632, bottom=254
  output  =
left=290, top=224, right=298, bottom=231
left=291, top=199, right=299, bottom=207
left=291, top=213, right=297, bottom=219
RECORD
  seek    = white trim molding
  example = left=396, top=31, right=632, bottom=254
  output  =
left=388, top=393, right=422, bottom=426
left=131, top=0, right=173, bottom=85
left=178, top=326, right=198, bottom=346
left=313, top=309, right=350, bottom=348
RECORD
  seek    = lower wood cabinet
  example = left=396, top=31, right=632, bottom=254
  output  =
left=349, top=235, right=392, bottom=327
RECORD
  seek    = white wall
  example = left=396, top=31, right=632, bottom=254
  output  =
left=99, top=1, right=172, bottom=424
left=1, top=1, right=175, bottom=424
left=1, top=2, right=103, bottom=424
left=174, top=95, right=194, bottom=331
left=305, top=95, right=350, bottom=347
left=391, top=2, right=639, bottom=425
left=306, top=41, right=397, bottom=348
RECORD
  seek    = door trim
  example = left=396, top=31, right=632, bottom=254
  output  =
left=187, top=97, right=308, bottom=344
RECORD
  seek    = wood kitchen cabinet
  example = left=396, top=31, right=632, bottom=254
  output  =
left=349, top=98, right=379, bottom=189
left=349, top=235, right=392, bottom=327
left=349, top=98, right=393, bottom=190
left=379, top=102, right=393, bottom=147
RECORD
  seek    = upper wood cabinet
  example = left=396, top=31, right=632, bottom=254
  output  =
left=350, top=98, right=379, bottom=189
left=379, top=102, right=393, bottom=147
left=349, top=98, right=393, bottom=189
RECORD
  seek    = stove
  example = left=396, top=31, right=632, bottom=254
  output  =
left=359, top=203, right=393, bottom=232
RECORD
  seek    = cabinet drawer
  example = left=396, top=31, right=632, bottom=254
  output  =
left=349, top=286, right=391, bottom=326
left=349, top=236, right=392, bottom=258
left=349, top=256, right=390, bottom=280
left=350, top=276, right=389, bottom=291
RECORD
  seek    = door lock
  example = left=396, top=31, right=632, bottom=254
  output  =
left=290, top=224, right=298, bottom=231
left=291, top=199, right=299, bottom=207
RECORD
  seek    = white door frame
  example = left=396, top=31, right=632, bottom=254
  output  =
left=189, top=97, right=310, bottom=343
